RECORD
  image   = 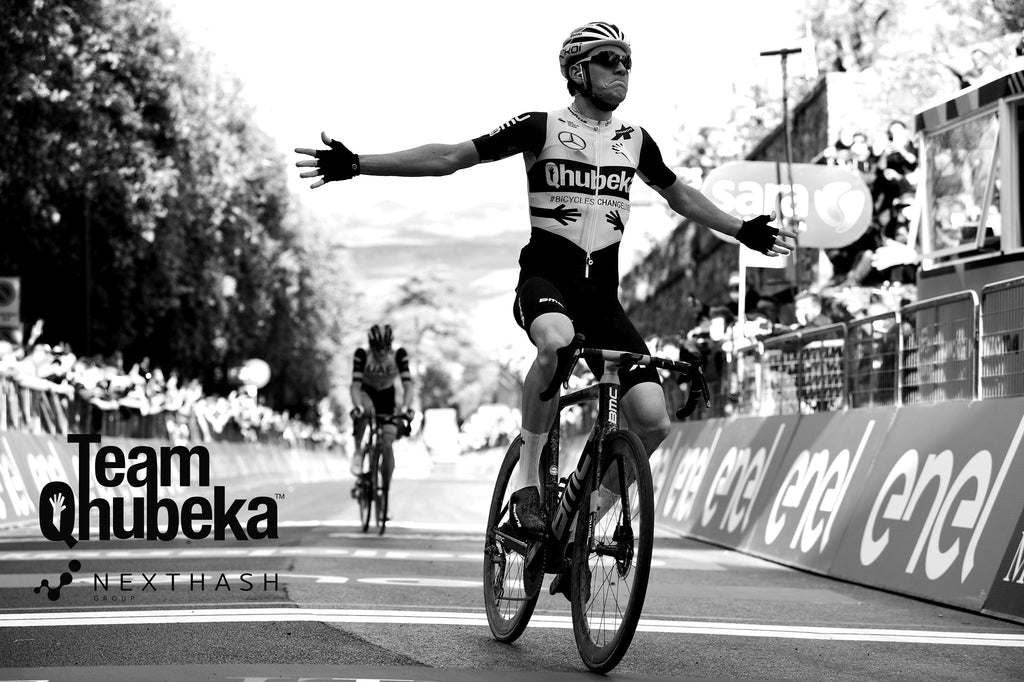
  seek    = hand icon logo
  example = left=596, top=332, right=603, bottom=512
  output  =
left=50, top=492, right=66, bottom=529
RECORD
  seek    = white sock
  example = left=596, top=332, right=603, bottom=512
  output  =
left=513, top=429, right=546, bottom=492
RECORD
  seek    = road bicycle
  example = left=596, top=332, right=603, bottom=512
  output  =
left=482, top=334, right=707, bottom=673
left=352, top=412, right=412, bottom=535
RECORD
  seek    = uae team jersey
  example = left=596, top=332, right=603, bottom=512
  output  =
left=352, top=347, right=411, bottom=392
left=472, top=107, right=676, bottom=294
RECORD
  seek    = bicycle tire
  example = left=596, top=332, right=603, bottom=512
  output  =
left=357, top=446, right=372, bottom=533
left=374, top=445, right=388, bottom=535
left=482, top=435, right=540, bottom=642
left=571, top=429, right=653, bottom=673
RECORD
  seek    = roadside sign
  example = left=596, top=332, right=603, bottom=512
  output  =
left=702, top=161, right=872, bottom=248
left=0, top=277, right=20, bottom=330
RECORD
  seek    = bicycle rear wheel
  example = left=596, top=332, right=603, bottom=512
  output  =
left=374, top=446, right=389, bottom=535
left=571, top=429, right=653, bottom=673
left=482, top=435, right=539, bottom=642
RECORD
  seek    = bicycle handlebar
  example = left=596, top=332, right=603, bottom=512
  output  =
left=539, top=334, right=710, bottom=418
left=350, top=409, right=414, bottom=425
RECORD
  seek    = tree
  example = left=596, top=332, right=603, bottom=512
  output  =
left=0, top=0, right=354, bottom=419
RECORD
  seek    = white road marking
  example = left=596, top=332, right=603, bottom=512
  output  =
left=0, top=546, right=765, bottom=571
left=1, top=607, right=1022, bottom=646
left=0, top=548, right=477, bottom=562
left=0, top=572, right=349, bottom=588
left=357, top=577, right=478, bottom=588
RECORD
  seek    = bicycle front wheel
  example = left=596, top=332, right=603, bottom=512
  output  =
left=571, top=429, right=653, bottom=673
left=482, top=435, right=539, bottom=642
left=374, top=446, right=388, bottom=535
left=357, top=452, right=372, bottom=533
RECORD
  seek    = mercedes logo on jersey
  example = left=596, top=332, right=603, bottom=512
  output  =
left=558, top=131, right=587, bottom=151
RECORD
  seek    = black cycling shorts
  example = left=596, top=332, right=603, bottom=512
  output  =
left=512, top=275, right=661, bottom=394
left=359, top=385, right=396, bottom=415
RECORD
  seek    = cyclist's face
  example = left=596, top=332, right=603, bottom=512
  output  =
left=584, top=46, right=630, bottom=103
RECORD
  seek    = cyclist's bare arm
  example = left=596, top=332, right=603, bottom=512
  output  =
left=350, top=379, right=364, bottom=413
left=653, top=180, right=797, bottom=256
left=295, top=133, right=481, bottom=187
left=361, top=141, right=480, bottom=177
left=400, top=378, right=414, bottom=413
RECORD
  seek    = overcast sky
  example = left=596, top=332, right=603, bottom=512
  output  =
left=161, top=0, right=809, bottom=355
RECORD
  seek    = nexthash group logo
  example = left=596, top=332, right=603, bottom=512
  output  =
left=38, top=433, right=279, bottom=547
left=34, top=559, right=81, bottom=601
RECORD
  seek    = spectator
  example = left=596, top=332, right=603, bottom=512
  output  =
left=754, top=295, right=782, bottom=326
left=794, top=291, right=835, bottom=328
left=874, top=120, right=918, bottom=228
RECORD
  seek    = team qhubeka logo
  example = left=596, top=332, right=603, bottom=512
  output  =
left=38, top=433, right=279, bottom=548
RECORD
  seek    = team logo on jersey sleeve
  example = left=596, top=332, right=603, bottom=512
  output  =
left=490, top=114, right=530, bottom=135
left=558, top=131, right=587, bottom=151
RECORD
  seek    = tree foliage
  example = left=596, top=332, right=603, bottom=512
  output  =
left=383, top=272, right=519, bottom=418
left=0, top=0, right=349, bottom=419
left=676, top=0, right=1022, bottom=168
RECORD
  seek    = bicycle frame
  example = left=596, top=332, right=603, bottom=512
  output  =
left=540, top=358, right=626, bottom=573
left=357, top=413, right=404, bottom=470
left=494, top=339, right=695, bottom=566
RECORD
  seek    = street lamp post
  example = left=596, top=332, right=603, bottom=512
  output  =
left=760, top=46, right=803, bottom=295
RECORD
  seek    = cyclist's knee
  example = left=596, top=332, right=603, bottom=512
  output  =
left=623, top=384, right=671, bottom=445
left=530, top=316, right=574, bottom=367
left=638, top=414, right=670, bottom=444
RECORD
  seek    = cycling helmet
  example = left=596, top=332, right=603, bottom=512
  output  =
left=558, top=22, right=630, bottom=79
left=368, top=324, right=393, bottom=351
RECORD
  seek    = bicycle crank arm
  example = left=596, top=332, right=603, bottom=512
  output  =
left=494, top=528, right=530, bottom=556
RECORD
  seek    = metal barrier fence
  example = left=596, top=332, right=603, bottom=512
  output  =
left=980, top=276, right=1024, bottom=399
left=731, top=343, right=763, bottom=416
left=899, top=292, right=978, bottom=405
left=714, top=276, right=1024, bottom=417
left=846, top=311, right=900, bottom=408
left=761, top=324, right=847, bottom=415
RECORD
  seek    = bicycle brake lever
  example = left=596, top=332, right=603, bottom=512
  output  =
left=696, top=366, right=711, bottom=408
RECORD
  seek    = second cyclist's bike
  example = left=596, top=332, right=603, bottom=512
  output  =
left=352, top=412, right=411, bottom=535
left=482, top=334, right=707, bottom=673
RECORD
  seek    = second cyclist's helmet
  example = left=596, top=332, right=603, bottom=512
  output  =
left=558, top=22, right=630, bottom=78
left=368, top=324, right=393, bottom=352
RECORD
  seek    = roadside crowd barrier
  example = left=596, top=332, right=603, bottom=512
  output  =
left=658, top=275, right=1024, bottom=624
left=0, top=430, right=347, bottom=530
left=0, top=375, right=335, bottom=451
left=718, top=276, right=1024, bottom=415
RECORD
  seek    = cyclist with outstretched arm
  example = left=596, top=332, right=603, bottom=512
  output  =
left=298, top=21, right=794, bottom=546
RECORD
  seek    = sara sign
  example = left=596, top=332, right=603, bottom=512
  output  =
left=701, top=162, right=872, bottom=249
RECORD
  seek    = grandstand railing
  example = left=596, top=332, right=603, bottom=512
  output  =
left=713, top=276, right=1024, bottom=417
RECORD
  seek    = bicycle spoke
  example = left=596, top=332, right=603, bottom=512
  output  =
left=572, top=430, right=653, bottom=674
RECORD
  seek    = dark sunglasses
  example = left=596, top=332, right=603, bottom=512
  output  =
left=584, top=50, right=632, bottom=71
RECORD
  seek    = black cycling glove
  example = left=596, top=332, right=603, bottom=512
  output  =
left=316, top=137, right=360, bottom=182
left=735, top=214, right=779, bottom=255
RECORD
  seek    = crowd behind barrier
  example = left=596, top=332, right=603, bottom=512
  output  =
left=0, top=334, right=342, bottom=450
left=672, top=275, right=1024, bottom=418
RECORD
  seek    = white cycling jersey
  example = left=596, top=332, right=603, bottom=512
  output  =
left=472, top=105, right=676, bottom=290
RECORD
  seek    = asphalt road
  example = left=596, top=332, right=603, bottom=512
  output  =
left=2, top=446, right=1023, bottom=681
